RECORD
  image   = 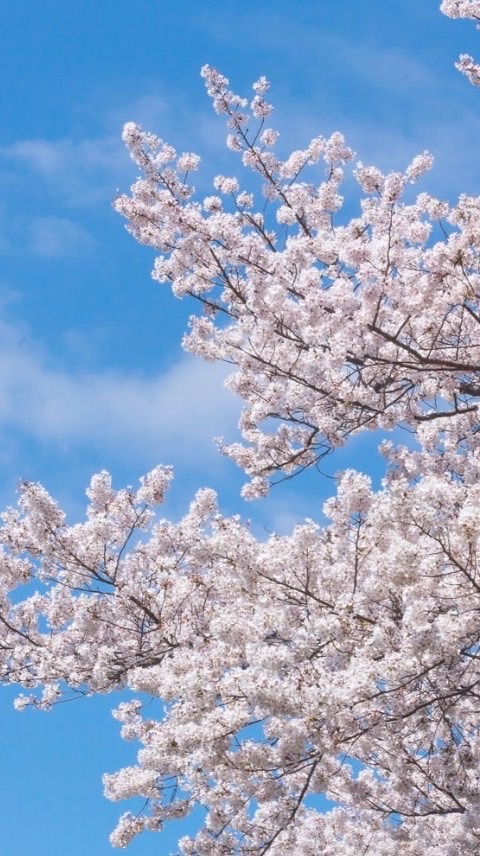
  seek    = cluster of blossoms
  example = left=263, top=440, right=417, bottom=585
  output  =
left=441, top=0, right=480, bottom=83
left=117, top=60, right=480, bottom=500
left=3, top=450, right=480, bottom=853
left=440, top=0, right=480, bottom=19
left=3, top=4, right=480, bottom=854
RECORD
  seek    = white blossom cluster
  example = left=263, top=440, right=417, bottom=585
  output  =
left=441, top=1, right=480, bottom=83
left=440, top=0, right=480, bottom=20
left=2, top=4, right=480, bottom=854
left=3, top=454, right=480, bottom=853
left=117, top=61, right=480, bottom=500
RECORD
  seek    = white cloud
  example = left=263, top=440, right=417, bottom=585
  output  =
left=327, top=39, right=435, bottom=95
left=106, top=92, right=169, bottom=136
left=0, top=134, right=126, bottom=206
left=0, top=317, right=240, bottom=468
left=29, top=216, right=93, bottom=258
left=0, top=90, right=199, bottom=210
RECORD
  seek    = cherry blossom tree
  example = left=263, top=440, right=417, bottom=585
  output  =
left=2, top=3, right=480, bottom=853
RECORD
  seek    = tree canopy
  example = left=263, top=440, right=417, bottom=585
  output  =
left=2, top=2, right=480, bottom=853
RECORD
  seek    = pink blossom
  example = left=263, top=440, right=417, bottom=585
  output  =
left=3, top=7, right=480, bottom=854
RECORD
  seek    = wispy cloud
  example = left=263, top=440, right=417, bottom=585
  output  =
left=29, top=216, right=93, bottom=258
left=320, top=37, right=436, bottom=95
left=0, top=317, right=240, bottom=468
left=0, top=86, right=213, bottom=213
left=0, top=134, right=126, bottom=206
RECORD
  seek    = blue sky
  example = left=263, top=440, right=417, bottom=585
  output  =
left=0, top=1, right=479, bottom=853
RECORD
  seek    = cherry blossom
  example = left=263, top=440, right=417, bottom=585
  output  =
left=441, top=1, right=480, bottom=83
left=116, top=63, right=480, bottom=499
left=3, top=454, right=480, bottom=853
left=2, top=4, right=480, bottom=854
